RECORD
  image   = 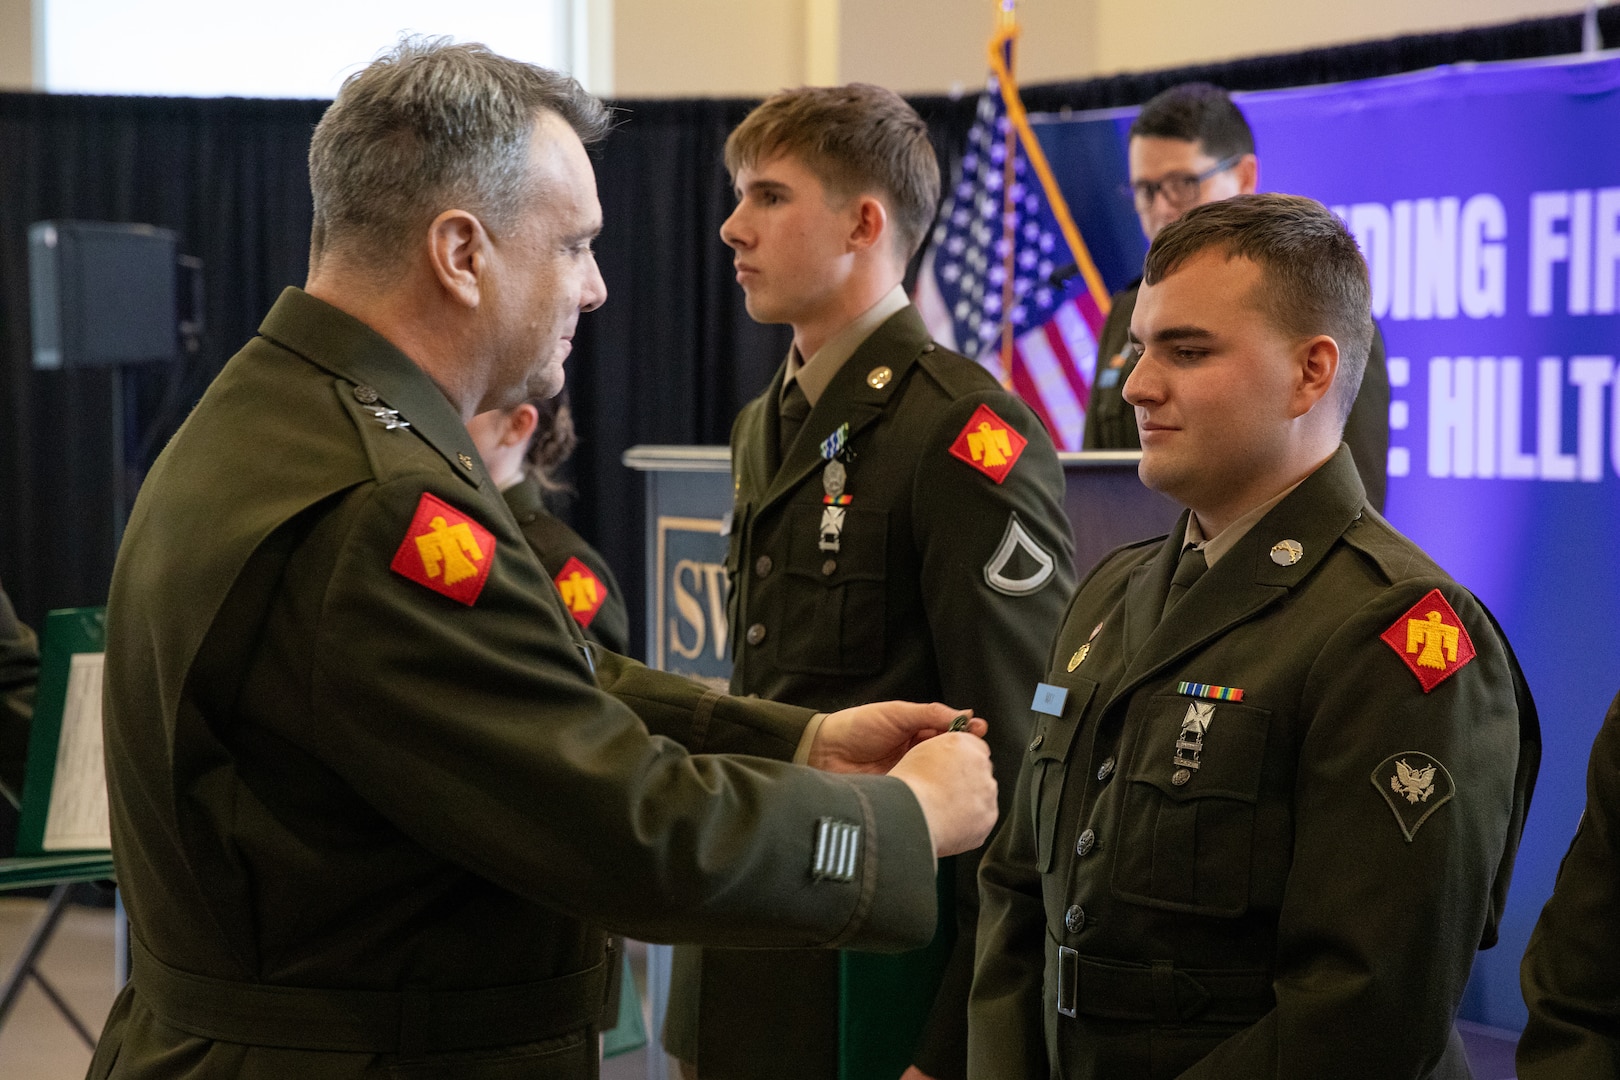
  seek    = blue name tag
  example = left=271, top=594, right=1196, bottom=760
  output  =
left=1031, top=682, right=1069, bottom=716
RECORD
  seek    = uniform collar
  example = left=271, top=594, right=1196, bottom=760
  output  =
left=501, top=471, right=546, bottom=520
left=784, top=283, right=911, bottom=408
left=1111, top=444, right=1368, bottom=703
left=257, top=287, right=487, bottom=490
left=756, top=303, right=934, bottom=513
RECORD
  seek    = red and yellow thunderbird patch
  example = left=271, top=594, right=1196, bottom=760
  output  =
left=390, top=493, right=494, bottom=606
left=554, top=556, right=607, bottom=628
left=1379, top=588, right=1477, bottom=693
left=948, top=404, right=1027, bottom=484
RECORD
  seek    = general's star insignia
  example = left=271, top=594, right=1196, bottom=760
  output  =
left=1372, top=751, right=1455, bottom=842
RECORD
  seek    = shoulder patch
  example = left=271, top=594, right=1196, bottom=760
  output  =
left=948, top=403, right=1028, bottom=484
left=1379, top=588, right=1477, bottom=692
left=984, top=513, right=1056, bottom=596
left=390, top=493, right=494, bottom=606
left=554, top=556, right=607, bottom=628
left=1372, top=752, right=1455, bottom=842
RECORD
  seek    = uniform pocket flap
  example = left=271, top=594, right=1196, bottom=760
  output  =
left=784, top=503, right=887, bottom=583
left=1124, top=695, right=1270, bottom=803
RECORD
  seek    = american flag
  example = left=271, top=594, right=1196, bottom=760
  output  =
left=914, top=15, right=1111, bottom=451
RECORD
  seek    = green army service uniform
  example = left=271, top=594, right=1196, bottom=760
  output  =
left=1518, top=688, right=1620, bottom=1079
left=1082, top=282, right=1394, bottom=511
left=0, top=584, right=36, bottom=806
left=666, top=306, right=1076, bottom=1079
left=91, top=288, right=941, bottom=1080
left=970, top=445, right=1538, bottom=1079
left=502, top=473, right=631, bottom=656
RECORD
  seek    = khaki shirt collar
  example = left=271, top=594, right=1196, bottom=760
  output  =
left=1184, top=477, right=1307, bottom=568
left=783, top=284, right=910, bottom=408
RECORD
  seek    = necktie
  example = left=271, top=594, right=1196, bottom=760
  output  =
left=1161, top=544, right=1208, bottom=621
left=778, top=379, right=811, bottom=461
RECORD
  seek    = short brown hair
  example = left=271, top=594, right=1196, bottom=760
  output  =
left=1130, top=82, right=1255, bottom=161
left=1144, top=193, right=1372, bottom=425
left=309, top=36, right=611, bottom=268
left=725, top=84, right=940, bottom=260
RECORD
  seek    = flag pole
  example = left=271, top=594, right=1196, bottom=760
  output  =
left=995, top=0, right=1019, bottom=387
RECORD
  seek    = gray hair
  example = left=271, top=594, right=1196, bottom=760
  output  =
left=308, top=36, right=611, bottom=268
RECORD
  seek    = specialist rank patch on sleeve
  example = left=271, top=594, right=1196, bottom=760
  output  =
left=1372, top=751, right=1455, bottom=842
left=948, top=403, right=1028, bottom=484
left=389, top=492, right=495, bottom=606
left=554, top=556, right=607, bottom=628
left=1379, top=587, right=1477, bottom=692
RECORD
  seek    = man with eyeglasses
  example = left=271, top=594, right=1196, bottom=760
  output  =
left=1083, top=83, right=1390, bottom=511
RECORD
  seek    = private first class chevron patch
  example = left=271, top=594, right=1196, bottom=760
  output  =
left=1379, top=588, right=1477, bottom=693
left=390, top=492, right=495, bottom=606
left=948, top=403, right=1027, bottom=484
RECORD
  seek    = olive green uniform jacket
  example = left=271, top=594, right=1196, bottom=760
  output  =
left=970, top=445, right=1538, bottom=1080
left=0, top=584, right=36, bottom=807
left=1518, top=688, right=1620, bottom=1079
left=665, top=307, right=1076, bottom=1079
left=90, top=288, right=939, bottom=1080
left=502, top=473, right=631, bottom=657
left=1082, top=281, right=1393, bottom=511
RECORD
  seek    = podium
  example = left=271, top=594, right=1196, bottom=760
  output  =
left=622, top=446, right=1178, bottom=1078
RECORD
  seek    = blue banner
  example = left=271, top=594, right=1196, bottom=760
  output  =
left=1036, top=54, right=1620, bottom=1030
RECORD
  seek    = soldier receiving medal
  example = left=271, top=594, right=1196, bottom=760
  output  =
left=970, top=194, right=1537, bottom=1080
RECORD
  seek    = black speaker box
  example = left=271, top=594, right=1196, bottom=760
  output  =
left=28, top=220, right=180, bottom=370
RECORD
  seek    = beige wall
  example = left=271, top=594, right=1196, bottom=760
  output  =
left=612, top=0, right=1594, bottom=99
left=0, top=0, right=36, bottom=91
left=1095, top=0, right=1585, bottom=75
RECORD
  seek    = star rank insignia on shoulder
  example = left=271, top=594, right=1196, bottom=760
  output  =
left=1379, top=588, right=1477, bottom=692
left=948, top=403, right=1027, bottom=484
left=554, top=556, right=607, bottom=628
left=390, top=492, right=495, bottom=606
left=1372, top=751, right=1455, bottom=842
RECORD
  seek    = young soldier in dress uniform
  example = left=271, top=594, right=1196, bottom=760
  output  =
left=1083, top=83, right=1392, bottom=511
left=469, top=390, right=630, bottom=655
left=1518, top=686, right=1620, bottom=1079
left=91, top=41, right=1003, bottom=1080
left=970, top=193, right=1538, bottom=1079
left=664, top=85, right=1076, bottom=1080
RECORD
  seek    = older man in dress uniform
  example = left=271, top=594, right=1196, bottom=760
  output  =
left=91, top=40, right=1000, bottom=1080
left=970, top=194, right=1537, bottom=1079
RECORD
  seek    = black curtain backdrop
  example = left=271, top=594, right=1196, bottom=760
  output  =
left=2, top=6, right=1616, bottom=652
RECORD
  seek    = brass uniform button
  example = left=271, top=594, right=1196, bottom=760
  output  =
left=821, top=559, right=837, bottom=576
left=1064, top=904, right=1086, bottom=933
left=1172, top=767, right=1192, bottom=786
left=1076, top=829, right=1096, bottom=857
left=1028, top=732, right=1044, bottom=752
left=754, top=555, right=773, bottom=577
left=746, top=624, right=767, bottom=646
left=1096, top=757, right=1115, bottom=782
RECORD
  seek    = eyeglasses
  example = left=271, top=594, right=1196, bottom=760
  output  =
left=1128, top=155, right=1243, bottom=212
